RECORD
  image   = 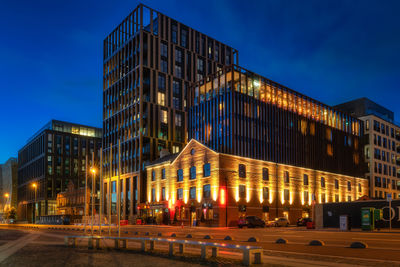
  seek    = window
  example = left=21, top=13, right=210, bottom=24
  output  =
left=203, top=163, right=211, bottom=177
left=203, top=184, right=211, bottom=198
left=174, top=65, right=182, bottom=78
left=158, top=92, right=165, bottom=106
left=303, top=174, right=309, bottom=185
left=161, top=168, right=166, bottom=179
left=321, top=177, right=325, bottom=188
left=335, top=194, right=339, bottom=202
left=171, top=23, right=177, bottom=43
left=263, top=187, right=269, bottom=200
left=365, top=119, right=369, bottom=130
left=158, top=74, right=166, bottom=91
left=161, top=59, right=168, bottom=73
left=160, top=110, right=168, bottom=124
left=347, top=181, right=351, bottom=191
left=321, top=193, right=326, bottom=203
left=151, top=170, right=155, bottom=181
left=177, top=169, right=183, bottom=182
left=177, top=188, right=183, bottom=200
left=262, top=168, right=269, bottom=181
left=284, top=189, right=290, bottom=201
left=304, top=191, right=309, bottom=202
left=347, top=196, right=352, bottom=202
left=162, top=187, right=166, bottom=200
left=172, top=145, right=180, bottom=153
left=151, top=188, right=156, bottom=202
left=284, top=171, right=290, bottom=183
left=334, top=179, right=339, bottom=189
left=239, top=164, right=246, bottom=178
left=160, top=42, right=168, bottom=57
left=239, top=185, right=246, bottom=199
left=190, top=166, right=196, bottom=180
left=189, top=187, right=196, bottom=199
left=175, top=48, right=182, bottom=63
left=180, top=28, right=187, bottom=48
left=175, top=113, right=182, bottom=127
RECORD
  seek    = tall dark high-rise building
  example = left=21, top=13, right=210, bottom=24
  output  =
left=17, top=120, right=101, bottom=222
left=102, top=3, right=238, bottom=220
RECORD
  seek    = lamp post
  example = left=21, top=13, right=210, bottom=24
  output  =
left=90, top=164, right=96, bottom=235
left=32, top=183, right=37, bottom=224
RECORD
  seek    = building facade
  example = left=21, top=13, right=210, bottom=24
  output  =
left=146, top=139, right=368, bottom=226
left=102, top=3, right=238, bottom=221
left=188, top=65, right=365, bottom=178
left=17, top=120, right=101, bottom=222
left=335, top=98, right=400, bottom=199
left=0, top=158, right=18, bottom=214
left=56, top=180, right=89, bottom=220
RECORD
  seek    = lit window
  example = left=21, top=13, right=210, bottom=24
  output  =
left=161, top=168, right=166, bottom=179
left=175, top=114, right=182, bottom=127
left=160, top=110, right=168, bottom=124
left=158, top=92, right=165, bottom=106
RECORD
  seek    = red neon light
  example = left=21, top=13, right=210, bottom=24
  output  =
left=220, top=188, right=226, bottom=205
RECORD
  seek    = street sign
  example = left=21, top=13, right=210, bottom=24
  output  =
left=387, top=193, right=392, bottom=202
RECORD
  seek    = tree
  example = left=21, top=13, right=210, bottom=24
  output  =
left=6, top=207, right=16, bottom=220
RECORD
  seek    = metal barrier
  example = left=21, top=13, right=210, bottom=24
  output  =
left=64, top=235, right=263, bottom=266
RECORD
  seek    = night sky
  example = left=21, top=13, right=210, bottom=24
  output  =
left=1, top=0, right=399, bottom=163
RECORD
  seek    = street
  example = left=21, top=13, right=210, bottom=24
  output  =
left=1, top=225, right=400, bottom=266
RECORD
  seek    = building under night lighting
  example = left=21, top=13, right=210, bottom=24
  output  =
left=102, top=3, right=238, bottom=222
left=17, top=120, right=101, bottom=222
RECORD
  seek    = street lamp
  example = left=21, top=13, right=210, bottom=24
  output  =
left=32, top=183, right=37, bottom=224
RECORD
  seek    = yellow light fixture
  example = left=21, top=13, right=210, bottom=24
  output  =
left=90, top=168, right=96, bottom=174
left=32, top=183, right=37, bottom=188
left=4, top=193, right=9, bottom=198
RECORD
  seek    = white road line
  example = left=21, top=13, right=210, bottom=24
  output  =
left=351, top=237, right=400, bottom=242
left=0, top=233, right=38, bottom=263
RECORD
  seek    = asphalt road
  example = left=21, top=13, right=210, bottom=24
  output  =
left=3, top=224, right=400, bottom=266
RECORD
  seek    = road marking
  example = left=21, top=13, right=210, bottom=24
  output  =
left=0, top=232, right=38, bottom=263
left=351, top=237, right=400, bottom=242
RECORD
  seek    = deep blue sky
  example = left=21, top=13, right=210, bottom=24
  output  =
left=1, top=0, right=399, bottom=163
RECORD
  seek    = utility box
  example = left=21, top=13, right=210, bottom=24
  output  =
left=361, top=207, right=374, bottom=231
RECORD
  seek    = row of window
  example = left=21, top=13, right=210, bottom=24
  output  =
left=238, top=164, right=356, bottom=190
left=151, top=163, right=211, bottom=182
left=368, top=120, right=400, bottom=140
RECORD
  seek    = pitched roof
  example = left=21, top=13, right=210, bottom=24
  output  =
left=147, top=153, right=179, bottom=167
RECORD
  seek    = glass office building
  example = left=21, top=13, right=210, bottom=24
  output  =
left=188, top=65, right=365, bottom=177
left=102, top=3, right=238, bottom=220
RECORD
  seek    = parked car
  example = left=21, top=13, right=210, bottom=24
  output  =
left=268, top=217, right=290, bottom=227
left=296, top=217, right=312, bottom=226
left=238, top=216, right=266, bottom=228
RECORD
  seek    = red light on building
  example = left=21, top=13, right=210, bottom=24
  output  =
left=220, top=188, right=226, bottom=205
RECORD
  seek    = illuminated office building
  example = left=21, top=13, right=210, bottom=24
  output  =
left=102, top=3, right=238, bottom=220
left=17, top=120, right=101, bottom=222
left=188, top=65, right=365, bottom=177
